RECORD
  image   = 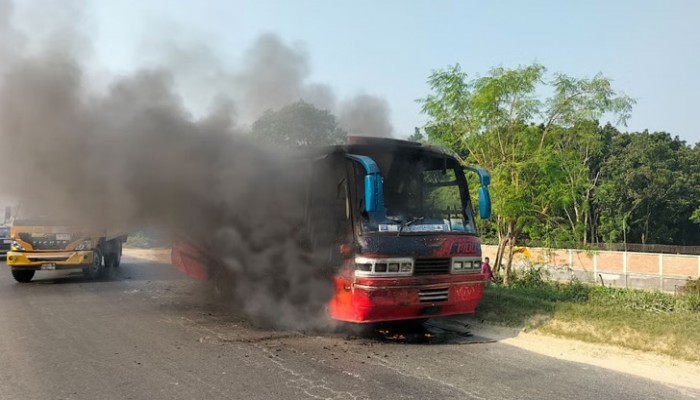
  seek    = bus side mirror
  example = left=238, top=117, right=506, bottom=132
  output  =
left=464, top=166, right=492, bottom=220
left=364, top=174, right=384, bottom=213
left=4, top=206, right=10, bottom=223
left=478, top=186, right=491, bottom=219
left=346, top=154, right=385, bottom=215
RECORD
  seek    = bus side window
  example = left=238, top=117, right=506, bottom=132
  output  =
left=336, top=178, right=351, bottom=220
left=336, top=178, right=347, bottom=200
left=345, top=160, right=368, bottom=220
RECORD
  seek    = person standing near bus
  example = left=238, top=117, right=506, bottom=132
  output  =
left=481, top=257, right=494, bottom=284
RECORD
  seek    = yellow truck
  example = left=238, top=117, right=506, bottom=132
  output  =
left=5, top=211, right=127, bottom=283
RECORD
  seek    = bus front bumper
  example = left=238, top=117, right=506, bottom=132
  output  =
left=329, top=276, right=485, bottom=323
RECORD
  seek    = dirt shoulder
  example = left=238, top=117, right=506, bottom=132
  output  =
left=122, top=248, right=700, bottom=391
left=467, top=321, right=700, bottom=391
left=123, top=247, right=172, bottom=264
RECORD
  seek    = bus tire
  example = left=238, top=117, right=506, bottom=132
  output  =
left=11, top=270, right=35, bottom=283
left=83, top=249, right=104, bottom=280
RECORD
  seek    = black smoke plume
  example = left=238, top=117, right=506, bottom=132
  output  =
left=0, top=2, right=388, bottom=329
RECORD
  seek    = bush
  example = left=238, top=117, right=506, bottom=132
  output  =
left=510, top=265, right=549, bottom=288
left=497, top=270, right=698, bottom=313
left=588, top=287, right=678, bottom=313
left=559, top=276, right=591, bottom=303
left=125, top=231, right=157, bottom=248
left=684, top=278, right=700, bottom=295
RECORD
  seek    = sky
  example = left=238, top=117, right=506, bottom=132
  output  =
left=12, top=0, right=700, bottom=144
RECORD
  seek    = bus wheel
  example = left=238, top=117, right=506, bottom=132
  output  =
left=83, top=249, right=104, bottom=280
left=11, top=270, right=35, bottom=283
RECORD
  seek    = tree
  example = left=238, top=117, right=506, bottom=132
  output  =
left=549, top=122, right=618, bottom=245
left=419, top=64, right=634, bottom=285
left=692, top=207, right=700, bottom=224
left=407, top=127, right=425, bottom=142
left=684, top=144, right=700, bottom=242
left=251, top=101, right=346, bottom=146
left=596, top=131, right=700, bottom=245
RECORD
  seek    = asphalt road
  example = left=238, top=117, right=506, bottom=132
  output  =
left=0, top=257, right=697, bottom=400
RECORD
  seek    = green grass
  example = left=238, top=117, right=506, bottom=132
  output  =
left=474, top=274, right=700, bottom=361
left=124, top=231, right=162, bottom=249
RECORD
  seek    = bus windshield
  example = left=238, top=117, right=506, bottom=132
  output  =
left=360, top=157, right=476, bottom=235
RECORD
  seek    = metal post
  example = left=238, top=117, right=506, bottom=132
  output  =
left=593, top=252, right=598, bottom=283
left=568, top=249, right=574, bottom=281
left=623, top=251, right=628, bottom=288
left=659, top=253, right=664, bottom=291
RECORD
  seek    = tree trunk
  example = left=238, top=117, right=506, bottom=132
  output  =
left=503, top=220, right=516, bottom=287
left=493, top=217, right=506, bottom=276
left=643, top=212, right=650, bottom=245
left=494, top=235, right=505, bottom=276
left=583, top=212, right=588, bottom=245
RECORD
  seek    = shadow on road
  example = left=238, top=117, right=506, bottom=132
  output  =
left=347, top=317, right=501, bottom=345
left=1, top=259, right=184, bottom=287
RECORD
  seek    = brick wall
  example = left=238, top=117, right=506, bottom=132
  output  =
left=481, top=245, right=700, bottom=292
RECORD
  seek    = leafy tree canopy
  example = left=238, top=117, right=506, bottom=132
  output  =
left=418, top=63, right=635, bottom=284
left=251, top=101, right=347, bottom=146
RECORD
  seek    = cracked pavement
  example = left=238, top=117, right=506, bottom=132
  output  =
left=0, top=257, right=697, bottom=400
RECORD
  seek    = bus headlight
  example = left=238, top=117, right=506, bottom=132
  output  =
left=355, top=257, right=413, bottom=277
left=388, top=262, right=399, bottom=272
left=10, top=240, right=25, bottom=251
left=452, top=257, right=481, bottom=274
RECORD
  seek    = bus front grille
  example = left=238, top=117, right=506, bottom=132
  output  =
left=419, top=288, right=449, bottom=302
left=413, top=258, right=450, bottom=276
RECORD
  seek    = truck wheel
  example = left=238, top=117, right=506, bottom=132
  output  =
left=105, top=251, right=121, bottom=268
left=11, top=270, right=35, bottom=283
left=104, top=241, right=122, bottom=268
left=83, top=249, right=104, bottom=280
left=114, top=242, right=122, bottom=267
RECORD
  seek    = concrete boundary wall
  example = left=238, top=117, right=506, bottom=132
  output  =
left=481, top=245, right=700, bottom=292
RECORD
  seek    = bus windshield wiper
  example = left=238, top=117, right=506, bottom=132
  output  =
left=397, top=217, right=424, bottom=237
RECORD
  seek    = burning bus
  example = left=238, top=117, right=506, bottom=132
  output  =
left=172, top=136, right=492, bottom=323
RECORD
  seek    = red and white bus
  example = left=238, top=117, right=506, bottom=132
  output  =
left=172, top=136, right=492, bottom=323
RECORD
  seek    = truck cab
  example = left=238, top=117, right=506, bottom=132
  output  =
left=5, top=205, right=127, bottom=283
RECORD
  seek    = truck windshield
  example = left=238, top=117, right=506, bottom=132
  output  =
left=361, top=159, right=476, bottom=235
left=12, top=204, right=71, bottom=227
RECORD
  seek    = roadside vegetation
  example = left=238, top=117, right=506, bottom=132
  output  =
left=474, top=270, right=700, bottom=361
left=418, top=63, right=700, bottom=286
left=124, top=230, right=169, bottom=249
